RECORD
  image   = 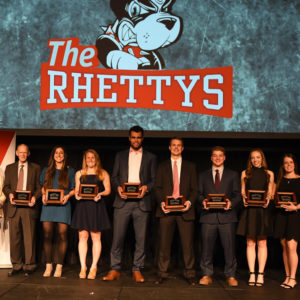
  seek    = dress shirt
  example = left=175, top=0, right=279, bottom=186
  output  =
left=171, top=157, right=182, bottom=182
left=18, top=161, right=28, bottom=191
left=128, top=147, right=142, bottom=183
left=212, top=165, right=224, bottom=183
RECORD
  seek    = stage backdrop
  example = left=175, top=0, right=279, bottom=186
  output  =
left=0, top=0, right=299, bottom=134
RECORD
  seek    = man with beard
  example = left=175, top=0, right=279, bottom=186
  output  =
left=103, top=126, right=156, bottom=282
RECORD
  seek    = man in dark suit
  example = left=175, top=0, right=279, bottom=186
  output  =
left=154, top=138, right=198, bottom=285
left=198, top=146, right=240, bottom=286
left=3, top=144, right=41, bottom=276
left=103, top=126, right=156, bottom=282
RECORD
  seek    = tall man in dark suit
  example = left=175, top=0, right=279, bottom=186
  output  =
left=103, top=126, right=156, bottom=282
left=3, top=144, right=41, bottom=276
left=154, top=138, right=198, bottom=285
left=198, top=146, right=240, bottom=286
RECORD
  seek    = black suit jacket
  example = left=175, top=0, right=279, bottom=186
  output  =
left=154, top=159, right=198, bottom=221
left=3, top=161, right=41, bottom=218
left=111, top=148, right=157, bottom=212
left=198, top=167, right=241, bottom=224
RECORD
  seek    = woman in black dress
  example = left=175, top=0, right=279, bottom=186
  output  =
left=273, top=154, right=300, bottom=289
left=71, top=149, right=111, bottom=280
left=237, top=149, right=274, bottom=286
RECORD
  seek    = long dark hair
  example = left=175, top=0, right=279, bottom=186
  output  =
left=276, top=153, right=298, bottom=188
left=244, top=148, right=270, bottom=183
left=43, top=146, right=69, bottom=190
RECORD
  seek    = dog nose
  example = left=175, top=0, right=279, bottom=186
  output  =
left=157, top=17, right=177, bottom=30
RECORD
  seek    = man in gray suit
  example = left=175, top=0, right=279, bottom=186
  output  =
left=103, top=126, right=156, bottom=282
left=3, top=144, right=41, bottom=276
left=198, top=146, right=240, bottom=286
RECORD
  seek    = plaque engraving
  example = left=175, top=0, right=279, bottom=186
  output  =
left=13, top=190, right=32, bottom=205
left=246, top=190, right=267, bottom=207
left=205, top=194, right=227, bottom=209
left=275, top=192, right=297, bottom=208
left=122, top=183, right=141, bottom=198
left=45, top=189, right=64, bottom=205
left=79, top=184, right=99, bottom=199
left=165, top=196, right=186, bottom=211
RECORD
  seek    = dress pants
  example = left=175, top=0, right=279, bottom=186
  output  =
left=158, top=215, right=195, bottom=278
left=200, top=222, right=237, bottom=278
left=110, top=201, right=149, bottom=271
left=9, top=208, right=37, bottom=271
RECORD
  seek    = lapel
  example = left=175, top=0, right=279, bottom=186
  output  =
left=124, top=149, right=129, bottom=182
left=167, top=159, right=173, bottom=189
left=139, top=150, right=146, bottom=180
left=218, top=167, right=227, bottom=192
left=180, top=159, right=186, bottom=191
left=12, top=163, right=19, bottom=189
left=26, top=162, right=33, bottom=189
left=208, top=168, right=216, bottom=191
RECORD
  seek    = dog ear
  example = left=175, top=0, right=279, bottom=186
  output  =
left=110, top=0, right=130, bottom=19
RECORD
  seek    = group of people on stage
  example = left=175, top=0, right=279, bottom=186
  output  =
left=0, top=126, right=299, bottom=289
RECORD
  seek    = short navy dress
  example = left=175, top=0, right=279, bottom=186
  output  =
left=71, top=174, right=110, bottom=231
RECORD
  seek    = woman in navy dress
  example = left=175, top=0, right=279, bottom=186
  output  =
left=273, top=154, right=300, bottom=288
left=71, top=149, right=111, bottom=280
left=40, top=146, right=75, bottom=277
left=237, top=149, right=274, bottom=286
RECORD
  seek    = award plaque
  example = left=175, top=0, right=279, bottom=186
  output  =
left=275, top=192, right=297, bottom=208
left=246, top=190, right=267, bottom=207
left=13, top=190, right=32, bottom=205
left=165, top=196, right=186, bottom=211
left=205, top=194, right=227, bottom=209
left=122, top=183, right=141, bottom=198
left=79, top=184, right=99, bottom=199
left=45, top=189, right=64, bottom=205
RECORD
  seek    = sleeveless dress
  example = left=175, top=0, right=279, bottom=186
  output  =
left=237, top=167, right=273, bottom=236
left=71, top=174, right=110, bottom=231
left=273, top=177, right=300, bottom=241
left=40, top=167, right=75, bottom=225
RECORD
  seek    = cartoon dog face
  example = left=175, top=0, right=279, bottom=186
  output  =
left=96, top=0, right=183, bottom=69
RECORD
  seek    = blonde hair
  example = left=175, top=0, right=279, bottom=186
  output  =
left=81, top=149, right=104, bottom=181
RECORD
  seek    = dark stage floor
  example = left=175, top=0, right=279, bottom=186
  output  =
left=0, top=267, right=299, bottom=300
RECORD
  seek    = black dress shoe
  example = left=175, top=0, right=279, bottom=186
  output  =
left=186, top=277, right=197, bottom=286
left=24, top=270, right=35, bottom=276
left=155, top=276, right=164, bottom=284
left=8, top=269, right=22, bottom=277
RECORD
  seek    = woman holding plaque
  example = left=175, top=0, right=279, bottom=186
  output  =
left=71, top=149, right=110, bottom=280
left=237, top=149, right=274, bottom=287
left=40, top=146, right=75, bottom=278
left=273, top=154, right=300, bottom=288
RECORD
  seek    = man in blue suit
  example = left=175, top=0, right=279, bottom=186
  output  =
left=103, top=126, right=157, bottom=282
left=198, top=146, right=240, bottom=286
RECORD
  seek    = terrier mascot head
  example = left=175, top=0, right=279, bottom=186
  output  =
left=96, top=0, right=183, bottom=70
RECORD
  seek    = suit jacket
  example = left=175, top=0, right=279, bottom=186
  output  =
left=111, top=148, right=157, bottom=212
left=198, top=167, right=241, bottom=224
left=3, top=161, right=41, bottom=218
left=155, top=159, right=198, bottom=221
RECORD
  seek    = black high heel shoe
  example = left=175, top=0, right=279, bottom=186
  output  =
left=248, top=272, right=256, bottom=286
left=284, top=278, right=298, bottom=289
left=256, top=272, right=264, bottom=287
left=280, top=275, right=290, bottom=288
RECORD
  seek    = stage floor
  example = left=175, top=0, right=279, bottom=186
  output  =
left=0, top=267, right=298, bottom=300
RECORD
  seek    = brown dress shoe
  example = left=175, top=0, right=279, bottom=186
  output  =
left=103, top=270, right=120, bottom=281
left=199, top=276, right=212, bottom=285
left=132, top=270, right=144, bottom=283
left=227, top=277, right=238, bottom=287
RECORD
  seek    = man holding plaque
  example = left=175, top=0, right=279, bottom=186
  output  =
left=103, top=126, right=157, bottom=283
left=198, top=146, right=240, bottom=287
left=3, top=144, right=41, bottom=276
left=154, top=137, right=198, bottom=285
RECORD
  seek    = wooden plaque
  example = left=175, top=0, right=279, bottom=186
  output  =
left=122, top=182, right=141, bottom=198
left=79, top=184, right=99, bottom=199
left=275, top=192, right=297, bottom=208
left=206, top=194, right=227, bottom=209
left=165, top=196, right=186, bottom=211
left=13, top=190, right=32, bottom=205
left=45, top=189, right=64, bottom=205
left=246, top=190, right=267, bottom=207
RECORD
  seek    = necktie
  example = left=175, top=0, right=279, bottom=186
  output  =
left=215, top=169, right=220, bottom=191
left=17, top=165, right=24, bottom=191
left=172, top=161, right=180, bottom=199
